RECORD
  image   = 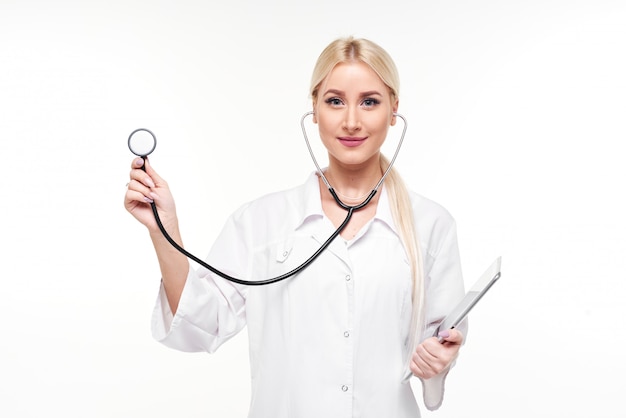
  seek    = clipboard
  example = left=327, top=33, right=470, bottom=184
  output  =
left=435, top=257, right=502, bottom=341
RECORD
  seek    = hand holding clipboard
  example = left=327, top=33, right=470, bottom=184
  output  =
left=419, top=257, right=502, bottom=412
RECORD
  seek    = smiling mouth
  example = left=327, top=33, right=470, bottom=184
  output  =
left=338, top=136, right=367, bottom=147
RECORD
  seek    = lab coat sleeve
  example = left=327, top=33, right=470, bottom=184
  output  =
left=419, top=219, right=467, bottom=411
left=150, top=210, right=250, bottom=354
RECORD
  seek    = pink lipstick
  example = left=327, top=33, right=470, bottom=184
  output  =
left=338, top=136, right=367, bottom=147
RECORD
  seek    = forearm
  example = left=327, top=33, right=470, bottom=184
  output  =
left=150, top=226, right=189, bottom=314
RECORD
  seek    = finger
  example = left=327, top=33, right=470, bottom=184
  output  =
left=410, top=360, right=427, bottom=379
left=127, top=178, right=155, bottom=198
left=416, top=338, right=454, bottom=373
left=126, top=178, right=158, bottom=207
left=131, top=157, right=145, bottom=169
left=141, top=158, right=168, bottom=187
left=411, top=351, right=439, bottom=379
left=413, top=342, right=439, bottom=369
left=416, top=339, right=439, bottom=362
left=128, top=171, right=156, bottom=191
left=128, top=159, right=158, bottom=189
left=129, top=158, right=159, bottom=185
left=125, top=187, right=154, bottom=205
left=438, top=329, right=464, bottom=345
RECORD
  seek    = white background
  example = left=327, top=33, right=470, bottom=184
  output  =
left=1, top=0, right=625, bottom=417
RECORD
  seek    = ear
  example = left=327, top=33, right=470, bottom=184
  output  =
left=390, top=98, right=399, bottom=126
left=312, top=101, right=318, bottom=124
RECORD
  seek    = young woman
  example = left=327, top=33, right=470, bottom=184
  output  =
left=125, top=37, right=466, bottom=417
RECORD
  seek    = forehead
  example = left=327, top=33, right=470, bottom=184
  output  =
left=322, top=61, right=388, bottom=93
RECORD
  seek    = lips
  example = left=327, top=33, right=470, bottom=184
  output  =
left=338, top=136, right=367, bottom=147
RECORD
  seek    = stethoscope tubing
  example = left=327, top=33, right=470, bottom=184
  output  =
left=149, top=200, right=357, bottom=286
left=145, top=112, right=407, bottom=286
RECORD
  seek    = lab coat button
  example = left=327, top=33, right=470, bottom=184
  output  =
left=344, top=331, right=350, bottom=338
left=341, top=385, right=349, bottom=392
left=275, top=244, right=292, bottom=262
left=345, top=275, right=351, bottom=281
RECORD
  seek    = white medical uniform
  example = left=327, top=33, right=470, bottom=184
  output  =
left=152, top=173, right=466, bottom=417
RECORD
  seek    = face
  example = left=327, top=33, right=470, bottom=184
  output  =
left=313, top=61, right=398, bottom=169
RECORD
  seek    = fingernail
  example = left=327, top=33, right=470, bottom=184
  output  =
left=149, top=192, right=159, bottom=200
left=143, top=196, right=154, bottom=203
left=438, top=330, right=450, bottom=339
left=145, top=177, right=155, bottom=188
left=135, top=158, right=144, bottom=167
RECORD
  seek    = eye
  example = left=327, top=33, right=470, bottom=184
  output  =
left=362, top=98, right=380, bottom=108
left=324, top=97, right=344, bottom=107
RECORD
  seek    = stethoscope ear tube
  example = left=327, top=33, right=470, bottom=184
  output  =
left=300, top=111, right=407, bottom=195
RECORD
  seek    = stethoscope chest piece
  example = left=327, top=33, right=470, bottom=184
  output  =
left=128, top=128, right=157, bottom=157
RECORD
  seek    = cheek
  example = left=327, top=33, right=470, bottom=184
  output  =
left=316, top=112, right=341, bottom=134
left=368, top=114, right=393, bottom=133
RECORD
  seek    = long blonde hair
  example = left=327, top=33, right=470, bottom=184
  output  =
left=310, top=37, right=426, bottom=356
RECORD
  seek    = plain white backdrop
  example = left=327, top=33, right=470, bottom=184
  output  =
left=1, top=0, right=625, bottom=416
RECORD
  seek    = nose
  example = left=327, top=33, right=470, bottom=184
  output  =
left=342, top=106, right=361, bottom=132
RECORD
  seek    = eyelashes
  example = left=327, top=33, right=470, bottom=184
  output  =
left=325, top=97, right=343, bottom=106
left=323, top=97, right=381, bottom=108
left=362, top=98, right=380, bottom=107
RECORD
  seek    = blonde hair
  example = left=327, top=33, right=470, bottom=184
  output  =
left=310, top=37, right=425, bottom=356
left=311, top=37, right=399, bottom=104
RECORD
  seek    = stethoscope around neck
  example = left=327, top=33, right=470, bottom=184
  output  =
left=127, top=111, right=407, bottom=286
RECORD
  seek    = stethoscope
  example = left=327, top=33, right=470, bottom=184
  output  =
left=127, top=111, right=407, bottom=286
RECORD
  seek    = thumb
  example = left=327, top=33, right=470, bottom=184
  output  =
left=438, top=328, right=464, bottom=344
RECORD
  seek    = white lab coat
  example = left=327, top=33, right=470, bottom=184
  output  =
left=152, top=173, right=466, bottom=417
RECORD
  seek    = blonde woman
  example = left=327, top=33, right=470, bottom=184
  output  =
left=125, top=36, right=467, bottom=417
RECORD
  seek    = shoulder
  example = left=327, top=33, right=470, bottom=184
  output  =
left=235, top=182, right=307, bottom=218
left=226, top=175, right=315, bottom=234
left=407, top=190, right=458, bottom=256
left=408, top=190, right=455, bottom=225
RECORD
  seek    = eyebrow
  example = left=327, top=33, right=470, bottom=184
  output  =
left=323, top=89, right=383, bottom=97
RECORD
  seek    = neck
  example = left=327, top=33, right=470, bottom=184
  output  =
left=322, top=159, right=383, bottom=201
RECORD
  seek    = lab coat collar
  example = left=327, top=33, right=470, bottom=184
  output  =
left=295, top=171, right=401, bottom=238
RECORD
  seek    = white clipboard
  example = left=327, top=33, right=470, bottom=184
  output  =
left=435, top=256, right=502, bottom=341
